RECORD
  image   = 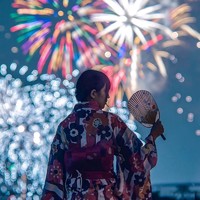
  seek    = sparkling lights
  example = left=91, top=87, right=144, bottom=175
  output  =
left=0, top=63, right=77, bottom=198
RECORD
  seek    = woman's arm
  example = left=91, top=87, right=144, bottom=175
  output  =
left=113, top=115, right=164, bottom=173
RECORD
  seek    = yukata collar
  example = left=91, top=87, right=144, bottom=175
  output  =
left=74, top=100, right=101, bottom=112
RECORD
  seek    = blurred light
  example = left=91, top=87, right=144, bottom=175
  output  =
left=169, top=55, right=177, bottom=63
left=0, top=64, right=7, bottom=75
left=187, top=113, right=194, bottom=122
left=54, top=91, right=60, bottom=98
left=177, top=107, right=183, bottom=114
left=185, top=96, right=192, bottom=102
left=197, top=42, right=200, bottom=48
left=175, top=73, right=185, bottom=82
left=33, top=132, right=41, bottom=145
left=68, top=14, right=74, bottom=21
left=69, top=82, right=75, bottom=88
left=195, top=130, right=200, bottom=136
left=17, top=125, right=25, bottom=133
left=58, top=10, right=64, bottom=16
left=27, top=74, right=37, bottom=82
left=1, top=185, right=7, bottom=193
left=72, top=69, right=79, bottom=77
left=65, top=73, right=72, bottom=80
left=19, top=66, right=28, bottom=75
left=172, top=32, right=179, bottom=38
left=4, top=33, right=11, bottom=39
left=176, top=93, right=181, bottom=99
left=105, top=51, right=111, bottom=58
left=176, top=73, right=182, bottom=79
left=16, top=100, right=23, bottom=110
left=171, top=96, right=178, bottom=102
left=11, top=46, right=18, bottom=53
left=10, top=63, right=17, bottom=71
left=179, top=77, right=185, bottom=83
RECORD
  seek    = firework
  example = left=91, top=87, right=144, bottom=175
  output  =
left=84, top=0, right=199, bottom=103
left=91, top=0, right=175, bottom=47
left=10, top=0, right=101, bottom=77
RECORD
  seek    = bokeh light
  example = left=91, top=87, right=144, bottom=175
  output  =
left=0, top=63, right=77, bottom=198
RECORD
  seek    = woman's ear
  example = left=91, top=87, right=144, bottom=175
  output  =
left=90, top=89, right=97, bottom=99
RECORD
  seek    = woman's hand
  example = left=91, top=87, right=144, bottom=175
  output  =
left=150, top=120, right=164, bottom=141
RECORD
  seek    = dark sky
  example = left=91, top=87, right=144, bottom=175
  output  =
left=0, top=0, right=200, bottom=185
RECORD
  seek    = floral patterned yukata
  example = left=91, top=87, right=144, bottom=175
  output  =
left=41, top=101, right=157, bottom=200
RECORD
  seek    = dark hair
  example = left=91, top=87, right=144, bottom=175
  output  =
left=75, top=69, right=111, bottom=102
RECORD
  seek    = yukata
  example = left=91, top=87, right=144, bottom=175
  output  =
left=41, top=101, right=157, bottom=200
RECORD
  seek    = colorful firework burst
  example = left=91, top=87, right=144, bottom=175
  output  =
left=10, top=0, right=102, bottom=77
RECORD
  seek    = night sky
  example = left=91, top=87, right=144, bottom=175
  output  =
left=0, top=0, right=200, bottom=187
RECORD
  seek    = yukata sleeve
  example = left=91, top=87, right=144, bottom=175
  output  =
left=111, top=115, right=157, bottom=199
left=112, top=115, right=157, bottom=180
left=41, top=124, right=66, bottom=200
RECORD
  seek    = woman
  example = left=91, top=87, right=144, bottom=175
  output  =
left=41, top=69, right=164, bottom=200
